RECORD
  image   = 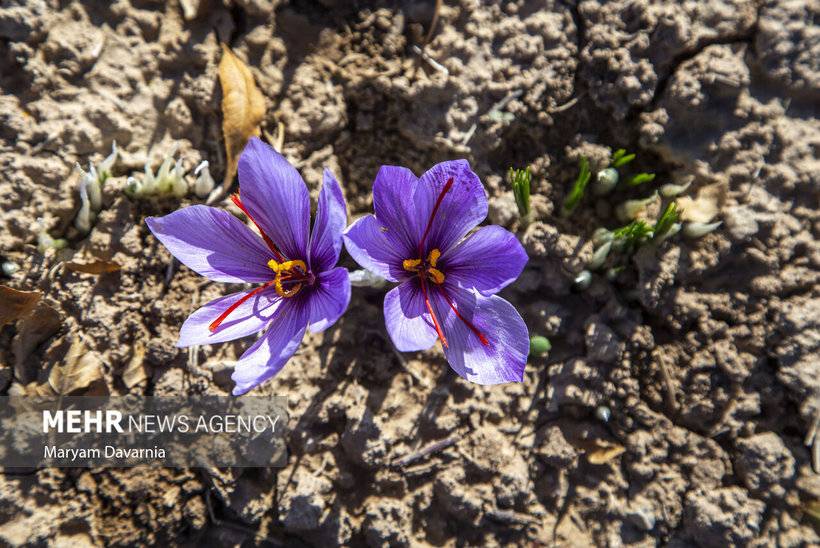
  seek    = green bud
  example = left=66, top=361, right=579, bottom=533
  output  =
left=530, top=335, right=551, bottom=356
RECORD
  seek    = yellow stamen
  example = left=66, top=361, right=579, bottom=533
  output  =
left=268, top=259, right=306, bottom=274
left=428, top=268, right=445, bottom=284
left=427, top=249, right=441, bottom=267
left=267, top=259, right=307, bottom=298
left=403, top=258, right=421, bottom=271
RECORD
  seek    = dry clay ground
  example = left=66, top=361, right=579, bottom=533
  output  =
left=1, top=0, right=819, bottom=546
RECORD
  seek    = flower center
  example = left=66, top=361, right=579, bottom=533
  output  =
left=267, top=259, right=314, bottom=298
left=402, top=249, right=445, bottom=284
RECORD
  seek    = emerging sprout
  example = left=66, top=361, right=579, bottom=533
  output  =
left=611, top=219, right=654, bottom=250
left=616, top=192, right=658, bottom=222
left=126, top=144, right=189, bottom=198
left=610, top=149, right=635, bottom=168
left=659, top=178, right=692, bottom=199
left=74, top=141, right=118, bottom=234
left=683, top=221, right=722, bottom=238
left=592, top=227, right=613, bottom=246
left=593, top=167, right=619, bottom=196
left=509, top=166, right=534, bottom=230
left=653, top=202, right=682, bottom=239
left=563, top=155, right=591, bottom=215
left=529, top=335, right=551, bottom=356
left=622, top=172, right=656, bottom=187
left=194, top=161, right=215, bottom=199
left=587, top=240, right=612, bottom=270
left=36, top=218, right=68, bottom=252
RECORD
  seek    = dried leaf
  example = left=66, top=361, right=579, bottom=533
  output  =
left=572, top=439, right=627, bottom=464
left=587, top=441, right=626, bottom=464
left=48, top=336, right=104, bottom=395
left=677, top=182, right=727, bottom=223
left=12, top=301, right=61, bottom=383
left=64, top=259, right=122, bottom=274
left=218, top=43, right=265, bottom=187
left=0, top=285, right=41, bottom=328
left=122, top=341, right=150, bottom=389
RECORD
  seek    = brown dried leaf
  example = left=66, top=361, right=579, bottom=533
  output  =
left=677, top=182, right=727, bottom=223
left=572, top=439, right=627, bottom=464
left=48, top=336, right=104, bottom=395
left=122, top=341, right=150, bottom=389
left=0, top=285, right=41, bottom=328
left=64, top=259, right=121, bottom=274
left=218, top=43, right=265, bottom=187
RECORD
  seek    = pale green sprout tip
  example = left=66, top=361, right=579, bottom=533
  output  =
left=194, top=161, right=215, bottom=199
left=593, top=167, right=619, bottom=196
left=659, top=177, right=692, bottom=199
left=349, top=269, right=388, bottom=289
left=683, top=221, right=722, bottom=238
left=616, top=192, right=658, bottom=222
left=587, top=240, right=612, bottom=270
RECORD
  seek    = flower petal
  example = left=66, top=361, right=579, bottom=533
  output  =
left=429, top=284, right=528, bottom=384
left=231, top=300, right=309, bottom=395
left=372, top=165, right=422, bottom=257
left=415, top=160, right=488, bottom=254
left=146, top=205, right=275, bottom=283
left=384, top=280, right=438, bottom=352
left=307, top=266, right=351, bottom=333
left=343, top=214, right=409, bottom=283
left=176, top=287, right=282, bottom=347
left=439, top=225, right=528, bottom=295
left=237, top=137, right=310, bottom=260
left=309, top=168, right=347, bottom=272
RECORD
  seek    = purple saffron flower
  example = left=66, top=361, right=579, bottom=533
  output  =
left=146, top=137, right=350, bottom=395
left=343, top=161, right=529, bottom=384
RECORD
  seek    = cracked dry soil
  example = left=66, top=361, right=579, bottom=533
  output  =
left=1, top=0, right=820, bottom=546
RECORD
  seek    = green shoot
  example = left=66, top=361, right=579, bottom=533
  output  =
left=610, top=149, right=636, bottom=168
left=622, top=172, right=656, bottom=187
left=529, top=336, right=551, bottom=356
left=509, top=167, right=531, bottom=217
left=653, top=202, right=682, bottom=238
left=510, top=166, right=534, bottom=230
left=562, top=155, right=591, bottom=214
left=612, top=219, right=654, bottom=248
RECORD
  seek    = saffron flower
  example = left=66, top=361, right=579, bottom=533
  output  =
left=343, top=161, right=529, bottom=384
left=146, top=137, right=350, bottom=395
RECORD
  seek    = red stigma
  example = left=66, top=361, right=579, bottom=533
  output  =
left=418, top=177, right=454, bottom=258
left=435, top=281, right=489, bottom=347
left=419, top=275, right=447, bottom=347
left=209, top=280, right=276, bottom=332
left=231, top=193, right=285, bottom=262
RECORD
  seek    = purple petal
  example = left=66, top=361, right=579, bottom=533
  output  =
left=384, top=280, right=438, bottom=352
left=372, top=165, right=422, bottom=257
left=237, top=137, right=310, bottom=260
left=429, top=284, right=528, bottom=384
left=439, top=225, right=528, bottom=296
left=343, top=215, right=409, bottom=283
left=231, top=300, right=309, bottom=395
left=176, top=287, right=282, bottom=347
left=146, top=205, right=275, bottom=283
left=415, top=160, right=487, bottom=254
left=307, top=266, right=351, bottom=333
left=309, top=168, right=347, bottom=272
